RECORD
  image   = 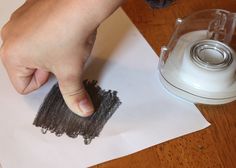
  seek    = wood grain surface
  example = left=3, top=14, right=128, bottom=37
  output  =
left=93, top=0, right=236, bottom=167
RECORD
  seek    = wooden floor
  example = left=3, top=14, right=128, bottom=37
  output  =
left=93, top=0, right=236, bottom=167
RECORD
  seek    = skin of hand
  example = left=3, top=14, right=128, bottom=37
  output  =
left=0, top=0, right=124, bottom=117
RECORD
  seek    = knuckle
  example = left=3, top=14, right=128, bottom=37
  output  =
left=1, top=24, right=7, bottom=40
left=0, top=44, right=12, bottom=62
left=0, top=44, right=21, bottom=68
left=16, top=87, right=27, bottom=95
left=57, top=75, right=85, bottom=97
left=0, top=46, right=8, bottom=62
left=11, top=77, right=29, bottom=95
left=54, top=63, right=85, bottom=97
left=9, top=10, right=21, bottom=21
left=15, top=85, right=29, bottom=95
left=0, top=39, right=21, bottom=60
left=10, top=12, right=17, bottom=20
left=0, top=47, right=3, bottom=57
left=62, top=86, right=86, bottom=98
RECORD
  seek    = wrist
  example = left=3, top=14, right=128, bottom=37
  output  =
left=75, top=0, right=125, bottom=26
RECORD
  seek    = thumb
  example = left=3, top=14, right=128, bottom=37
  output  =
left=56, top=72, right=94, bottom=117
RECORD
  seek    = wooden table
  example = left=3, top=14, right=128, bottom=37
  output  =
left=93, top=0, right=236, bottom=167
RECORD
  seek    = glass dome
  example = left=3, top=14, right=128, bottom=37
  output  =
left=158, top=9, right=236, bottom=104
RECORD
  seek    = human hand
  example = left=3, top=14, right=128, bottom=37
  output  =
left=0, top=0, right=122, bottom=117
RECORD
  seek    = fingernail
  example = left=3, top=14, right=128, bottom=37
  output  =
left=78, top=98, right=94, bottom=116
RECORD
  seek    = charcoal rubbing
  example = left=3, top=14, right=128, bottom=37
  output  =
left=33, top=80, right=121, bottom=145
left=145, top=0, right=175, bottom=8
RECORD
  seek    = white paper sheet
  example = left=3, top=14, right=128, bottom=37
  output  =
left=0, top=1, right=210, bottom=168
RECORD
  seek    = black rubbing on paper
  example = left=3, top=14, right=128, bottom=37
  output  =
left=33, top=80, right=121, bottom=145
left=145, top=0, right=175, bottom=8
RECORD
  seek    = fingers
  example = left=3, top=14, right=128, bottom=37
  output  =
left=0, top=46, right=50, bottom=94
left=3, top=67, right=49, bottom=95
left=56, top=72, right=94, bottom=117
left=20, top=69, right=50, bottom=94
left=3, top=66, right=50, bottom=94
